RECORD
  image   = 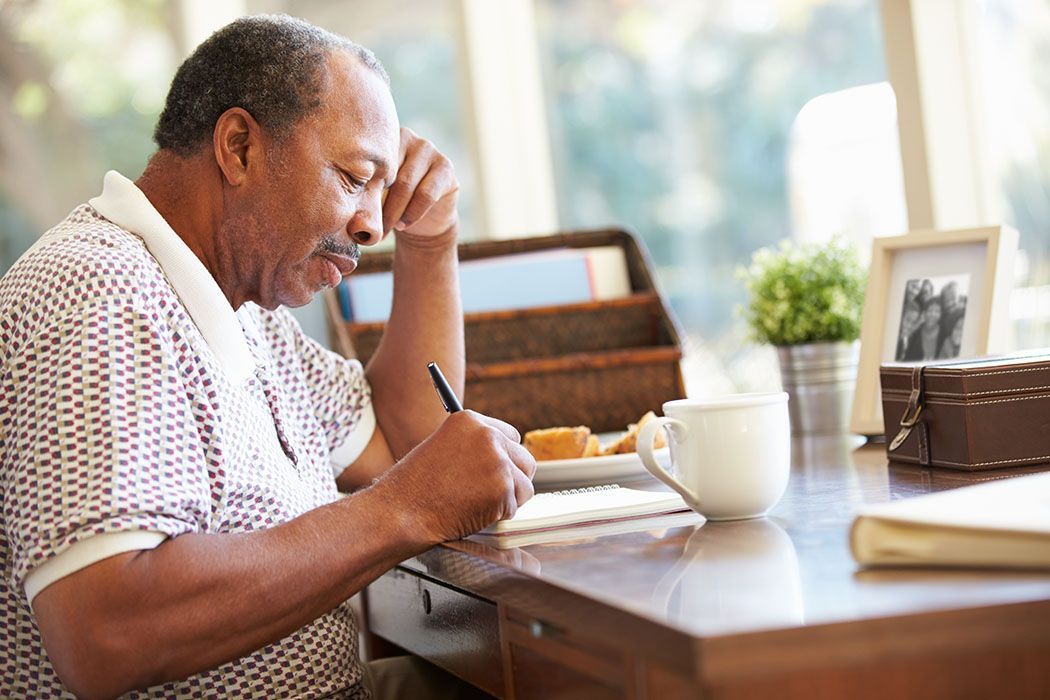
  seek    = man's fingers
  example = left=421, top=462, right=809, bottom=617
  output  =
left=383, top=132, right=444, bottom=230
left=511, top=466, right=535, bottom=508
left=396, top=163, right=455, bottom=230
left=507, top=441, right=538, bottom=480
left=382, top=156, right=427, bottom=232
left=470, top=411, right=521, bottom=444
left=383, top=134, right=429, bottom=227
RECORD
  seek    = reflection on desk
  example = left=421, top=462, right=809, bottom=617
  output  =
left=650, top=518, right=804, bottom=632
left=364, top=435, right=1050, bottom=699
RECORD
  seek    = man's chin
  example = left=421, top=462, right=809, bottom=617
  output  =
left=282, top=292, right=319, bottom=309
left=269, top=285, right=319, bottom=310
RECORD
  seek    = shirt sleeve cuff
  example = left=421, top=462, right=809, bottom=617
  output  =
left=329, top=401, right=377, bottom=479
left=24, top=530, right=167, bottom=608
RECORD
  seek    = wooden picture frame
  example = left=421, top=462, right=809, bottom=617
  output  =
left=850, top=226, right=1018, bottom=436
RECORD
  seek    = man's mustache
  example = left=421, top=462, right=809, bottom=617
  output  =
left=316, top=236, right=360, bottom=263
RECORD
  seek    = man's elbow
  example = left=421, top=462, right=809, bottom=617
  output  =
left=43, top=622, right=151, bottom=700
left=59, top=669, right=136, bottom=700
left=35, top=583, right=159, bottom=698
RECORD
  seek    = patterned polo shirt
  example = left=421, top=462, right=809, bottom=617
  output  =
left=0, top=171, right=376, bottom=698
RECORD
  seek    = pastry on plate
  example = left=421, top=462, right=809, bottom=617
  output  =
left=600, top=411, right=666, bottom=455
left=582, top=433, right=601, bottom=457
left=523, top=426, right=594, bottom=461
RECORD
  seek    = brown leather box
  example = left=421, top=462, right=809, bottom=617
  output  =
left=880, top=351, right=1050, bottom=471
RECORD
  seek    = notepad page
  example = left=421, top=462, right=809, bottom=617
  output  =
left=472, top=510, right=702, bottom=549
left=481, top=485, right=688, bottom=535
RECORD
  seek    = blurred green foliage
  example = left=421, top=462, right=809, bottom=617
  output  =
left=738, top=237, right=866, bottom=346
left=536, top=0, right=886, bottom=345
left=0, top=0, right=171, bottom=271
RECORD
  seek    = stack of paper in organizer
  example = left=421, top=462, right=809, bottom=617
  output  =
left=338, top=246, right=632, bottom=323
left=850, top=471, right=1050, bottom=569
left=470, top=485, right=700, bottom=549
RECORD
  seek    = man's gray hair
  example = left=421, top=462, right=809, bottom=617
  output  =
left=154, top=14, right=388, bottom=155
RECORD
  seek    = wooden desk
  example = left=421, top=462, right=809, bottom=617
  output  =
left=363, top=437, right=1050, bottom=699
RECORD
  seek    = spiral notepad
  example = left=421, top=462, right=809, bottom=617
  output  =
left=469, top=485, right=696, bottom=548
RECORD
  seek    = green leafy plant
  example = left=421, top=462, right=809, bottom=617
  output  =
left=739, top=237, right=866, bottom=346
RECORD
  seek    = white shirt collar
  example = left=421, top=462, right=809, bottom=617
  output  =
left=89, top=170, right=257, bottom=384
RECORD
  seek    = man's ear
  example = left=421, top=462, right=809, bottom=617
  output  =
left=213, top=107, right=260, bottom=186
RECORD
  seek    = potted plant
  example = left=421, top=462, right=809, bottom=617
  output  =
left=739, top=237, right=867, bottom=435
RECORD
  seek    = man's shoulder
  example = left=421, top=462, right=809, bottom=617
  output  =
left=3, top=203, right=167, bottom=293
left=0, top=204, right=174, bottom=336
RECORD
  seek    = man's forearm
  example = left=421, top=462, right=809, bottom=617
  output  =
left=366, top=227, right=463, bottom=458
left=33, top=478, right=428, bottom=699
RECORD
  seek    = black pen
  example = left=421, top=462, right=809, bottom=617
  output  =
left=427, top=361, right=463, bottom=413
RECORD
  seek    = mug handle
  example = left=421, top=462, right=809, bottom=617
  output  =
left=637, top=417, right=700, bottom=507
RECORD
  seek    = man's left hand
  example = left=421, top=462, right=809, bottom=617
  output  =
left=382, top=127, right=459, bottom=241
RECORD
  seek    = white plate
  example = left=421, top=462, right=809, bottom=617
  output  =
left=533, top=433, right=670, bottom=489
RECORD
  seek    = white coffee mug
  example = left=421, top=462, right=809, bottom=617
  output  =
left=637, top=393, right=791, bottom=520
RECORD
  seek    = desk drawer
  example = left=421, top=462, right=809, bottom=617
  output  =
left=503, top=607, right=633, bottom=700
left=367, top=567, right=503, bottom=696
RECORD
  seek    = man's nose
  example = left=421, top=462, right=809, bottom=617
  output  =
left=348, top=190, right=383, bottom=246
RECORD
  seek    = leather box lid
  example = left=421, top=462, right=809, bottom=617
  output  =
left=880, top=349, right=1050, bottom=400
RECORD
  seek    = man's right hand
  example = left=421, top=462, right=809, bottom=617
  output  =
left=376, top=410, right=537, bottom=544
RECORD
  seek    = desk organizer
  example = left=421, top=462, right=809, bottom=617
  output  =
left=880, top=350, right=1050, bottom=471
left=325, top=229, right=686, bottom=433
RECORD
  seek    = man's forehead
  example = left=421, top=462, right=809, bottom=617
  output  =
left=316, top=50, right=400, bottom=164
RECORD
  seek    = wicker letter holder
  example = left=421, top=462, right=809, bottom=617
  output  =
left=324, top=229, right=686, bottom=434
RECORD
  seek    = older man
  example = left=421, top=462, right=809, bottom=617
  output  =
left=0, top=15, right=535, bottom=699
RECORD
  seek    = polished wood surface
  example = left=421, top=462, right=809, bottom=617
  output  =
left=367, top=437, right=1050, bottom=698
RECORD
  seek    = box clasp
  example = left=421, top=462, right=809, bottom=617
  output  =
left=889, top=403, right=923, bottom=451
left=888, top=366, right=928, bottom=462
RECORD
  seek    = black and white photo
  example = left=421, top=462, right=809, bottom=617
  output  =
left=894, top=274, right=969, bottom=361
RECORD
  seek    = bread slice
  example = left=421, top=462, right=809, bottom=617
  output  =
left=523, top=426, right=593, bottom=461
left=582, top=433, right=601, bottom=457
left=600, top=411, right=666, bottom=455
